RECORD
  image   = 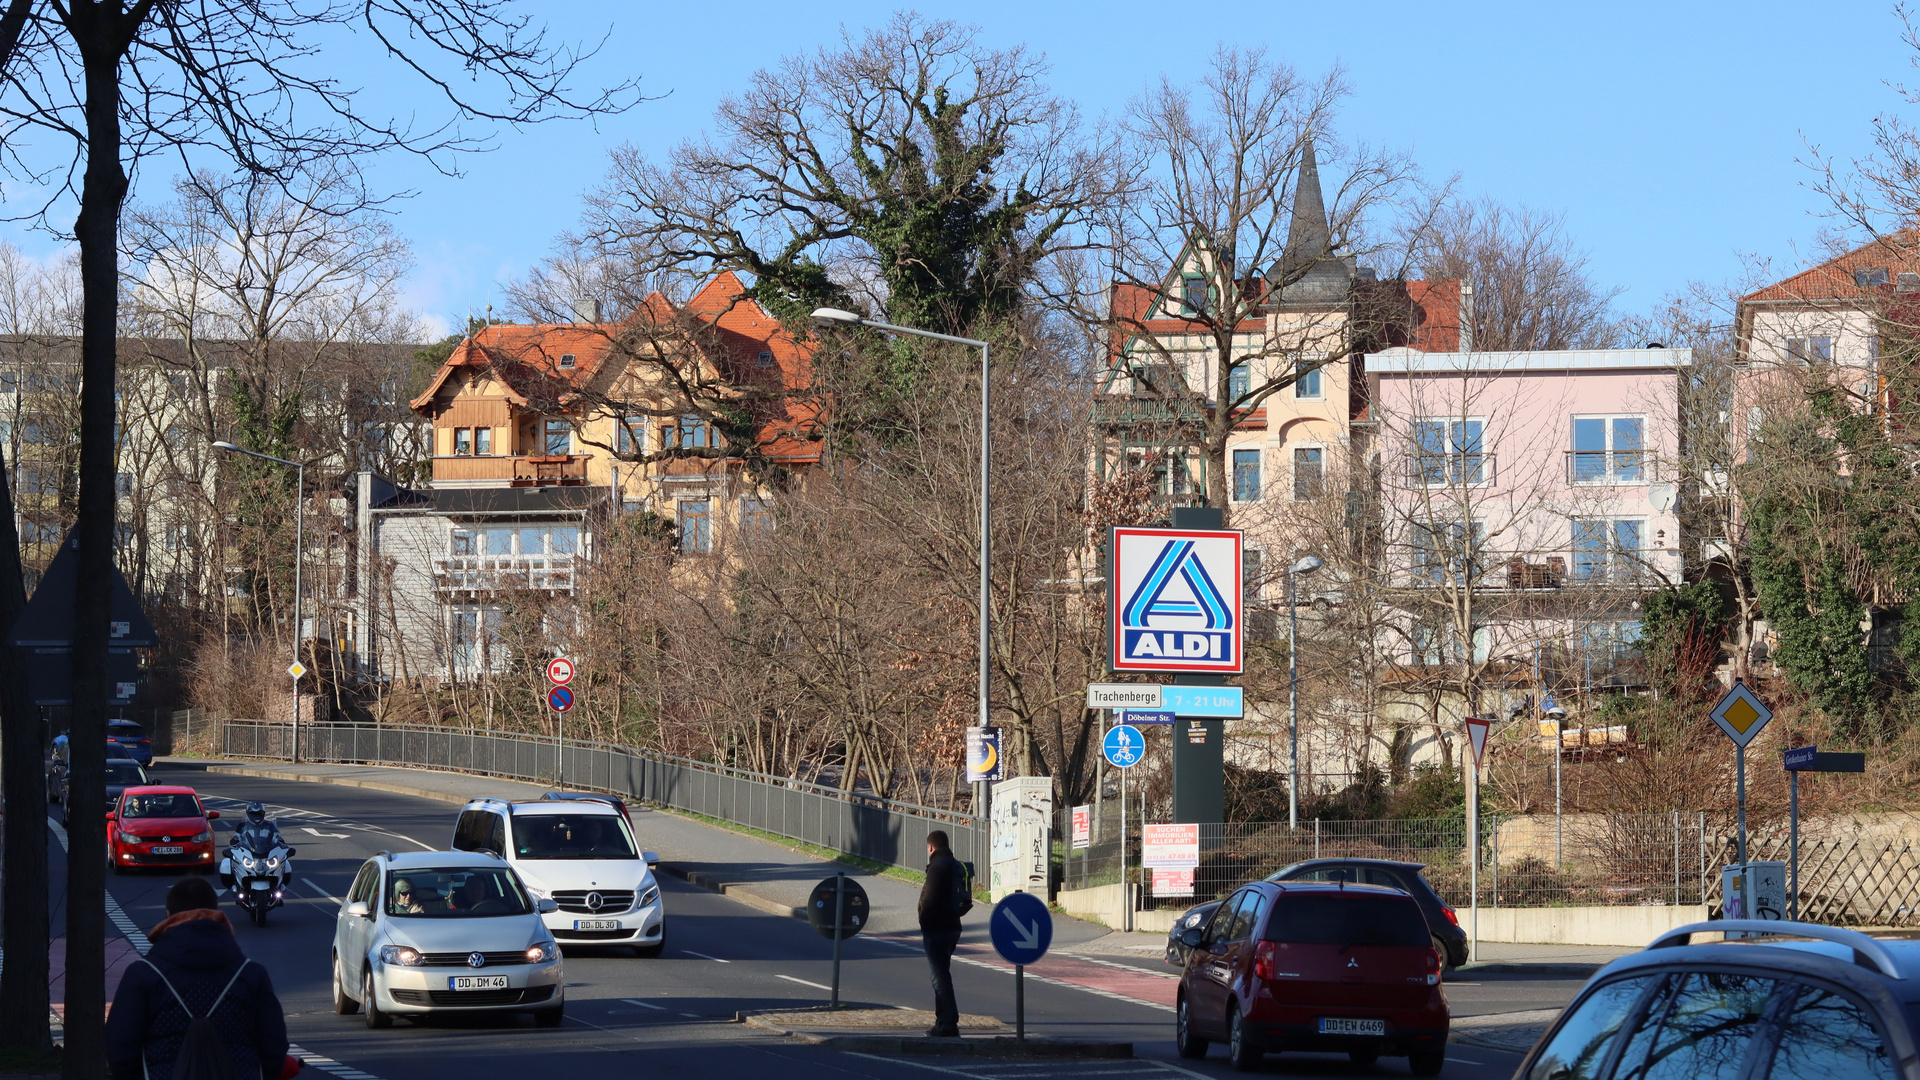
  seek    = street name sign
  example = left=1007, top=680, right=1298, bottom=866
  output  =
left=547, top=685, right=574, bottom=712
left=1784, top=745, right=1817, bottom=771
left=546, top=657, right=574, bottom=685
left=1087, top=683, right=1162, bottom=710
left=1103, top=724, right=1144, bottom=769
left=1123, top=710, right=1176, bottom=725
left=989, top=891, right=1052, bottom=966
left=1162, top=685, right=1244, bottom=717
left=1108, top=527, right=1244, bottom=674
left=1710, top=680, right=1773, bottom=748
left=967, top=726, right=1004, bottom=782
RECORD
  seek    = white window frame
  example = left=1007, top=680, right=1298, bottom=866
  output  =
left=1291, top=443, right=1327, bottom=501
left=1410, top=417, right=1491, bottom=488
left=1229, top=447, right=1263, bottom=503
left=1293, top=354, right=1326, bottom=400
left=1568, top=413, right=1647, bottom=485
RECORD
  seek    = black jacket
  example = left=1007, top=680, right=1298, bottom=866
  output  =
left=104, top=916, right=288, bottom=1080
left=918, top=849, right=963, bottom=933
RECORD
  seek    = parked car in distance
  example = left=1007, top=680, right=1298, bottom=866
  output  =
left=107, top=786, right=218, bottom=873
left=452, top=798, right=665, bottom=956
left=60, top=757, right=148, bottom=825
left=1175, top=881, right=1447, bottom=1074
left=1518, top=920, right=1920, bottom=1080
left=1164, top=858, right=1467, bottom=969
left=331, top=850, right=564, bottom=1028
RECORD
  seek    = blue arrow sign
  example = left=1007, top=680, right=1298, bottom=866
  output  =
left=548, top=685, right=574, bottom=712
left=1103, top=724, right=1144, bottom=769
left=989, top=891, right=1052, bottom=965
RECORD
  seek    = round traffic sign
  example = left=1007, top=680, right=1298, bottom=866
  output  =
left=546, top=657, right=575, bottom=685
left=547, top=685, right=574, bottom=712
left=1102, top=724, right=1144, bottom=769
left=989, top=891, right=1052, bottom=965
left=806, top=875, right=870, bottom=939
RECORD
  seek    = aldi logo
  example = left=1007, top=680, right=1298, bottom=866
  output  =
left=1109, top=527, right=1243, bottom=673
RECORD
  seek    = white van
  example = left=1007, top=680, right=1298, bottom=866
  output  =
left=452, top=797, right=664, bottom=956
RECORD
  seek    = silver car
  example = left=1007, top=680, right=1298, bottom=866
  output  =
left=331, top=850, right=565, bottom=1027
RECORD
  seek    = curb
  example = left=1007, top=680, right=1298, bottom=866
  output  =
left=664, top=866, right=808, bottom=921
left=1459, top=962, right=1606, bottom=976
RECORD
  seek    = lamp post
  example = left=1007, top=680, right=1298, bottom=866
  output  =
left=811, top=308, right=992, bottom=852
left=212, top=440, right=306, bottom=764
left=1544, top=697, right=1567, bottom=868
left=1286, top=554, right=1323, bottom=829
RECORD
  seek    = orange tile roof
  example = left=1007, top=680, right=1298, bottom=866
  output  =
left=1742, top=231, right=1920, bottom=304
left=1405, top=279, right=1462, bottom=352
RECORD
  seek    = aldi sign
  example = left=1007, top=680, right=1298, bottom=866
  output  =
left=1108, top=527, right=1244, bottom=674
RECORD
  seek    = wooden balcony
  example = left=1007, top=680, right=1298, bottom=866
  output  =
left=431, top=455, right=590, bottom=486
left=433, top=555, right=578, bottom=595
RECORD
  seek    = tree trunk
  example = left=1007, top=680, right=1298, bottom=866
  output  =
left=63, top=21, right=130, bottom=1078
left=0, top=439, right=49, bottom=1052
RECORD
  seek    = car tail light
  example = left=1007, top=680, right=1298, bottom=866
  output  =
left=1253, top=940, right=1277, bottom=980
left=1425, top=948, right=1442, bottom=985
left=139, top=738, right=151, bottom=746
left=1441, top=906, right=1459, bottom=927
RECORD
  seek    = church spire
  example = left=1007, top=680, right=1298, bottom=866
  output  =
left=1279, top=134, right=1331, bottom=277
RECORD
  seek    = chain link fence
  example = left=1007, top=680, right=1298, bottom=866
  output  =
left=216, top=720, right=980, bottom=871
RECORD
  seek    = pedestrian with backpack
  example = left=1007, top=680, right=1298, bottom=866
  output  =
left=105, top=876, right=292, bottom=1080
left=917, top=830, right=972, bottom=1037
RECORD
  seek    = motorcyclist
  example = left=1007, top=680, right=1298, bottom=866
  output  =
left=232, top=803, right=283, bottom=853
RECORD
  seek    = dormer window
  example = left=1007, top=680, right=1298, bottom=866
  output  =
left=559, top=353, right=577, bottom=369
left=1181, top=273, right=1209, bottom=316
left=1855, top=267, right=1890, bottom=287
left=757, top=350, right=774, bottom=367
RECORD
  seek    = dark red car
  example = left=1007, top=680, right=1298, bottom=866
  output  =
left=107, top=785, right=219, bottom=873
left=1175, top=880, right=1448, bottom=1074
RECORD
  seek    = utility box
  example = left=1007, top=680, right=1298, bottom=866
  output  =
left=1721, top=861, right=1788, bottom=928
left=991, top=776, right=1052, bottom=900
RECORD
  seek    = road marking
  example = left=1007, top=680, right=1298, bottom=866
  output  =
left=289, top=1045, right=383, bottom=1080
left=680, top=1012, right=702, bottom=1018
left=684, top=949, right=731, bottom=963
left=1056, top=953, right=1180, bottom=980
left=301, top=827, right=351, bottom=839
left=619, top=999, right=669, bottom=1010
left=872, top=936, right=1173, bottom=1014
left=302, top=878, right=342, bottom=906
left=775, top=974, right=833, bottom=991
left=1450, top=1057, right=1485, bottom=1065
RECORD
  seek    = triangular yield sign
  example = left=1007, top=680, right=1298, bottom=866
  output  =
left=1465, top=717, right=1492, bottom=767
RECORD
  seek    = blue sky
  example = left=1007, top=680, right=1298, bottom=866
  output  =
left=6, top=1, right=1914, bottom=336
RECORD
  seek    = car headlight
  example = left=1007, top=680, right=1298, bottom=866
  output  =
left=1183, top=912, right=1204, bottom=928
left=525, top=942, right=556, bottom=964
left=190, top=831, right=211, bottom=843
left=639, top=885, right=659, bottom=908
left=378, top=945, right=423, bottom=967
left=118, top=831, right=140, bottom=844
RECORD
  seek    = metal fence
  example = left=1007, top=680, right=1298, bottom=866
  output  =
left=218, top=721, right=978, bottom=871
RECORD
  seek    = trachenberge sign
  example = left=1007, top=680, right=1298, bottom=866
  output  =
left=1108, top=527, right=1244, bottom=674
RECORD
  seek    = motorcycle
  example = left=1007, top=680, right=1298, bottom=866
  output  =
left=220, top=828, right=296, bottom=927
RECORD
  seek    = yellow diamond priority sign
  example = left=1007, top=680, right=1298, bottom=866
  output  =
left=1710, top=679, right=1772, bottom=747
left=287, top=661, right=308, bottom=679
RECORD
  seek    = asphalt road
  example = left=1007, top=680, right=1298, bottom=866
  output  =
left=59, top=766, right=1560, bottom=1080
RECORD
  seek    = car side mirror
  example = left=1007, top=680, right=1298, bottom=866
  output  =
left=537, top=898, right=559, bottom=914
left=104, top=812, right=115, bottom=820
left=346, top=901, right=371, bottom=919
left=206, top=811, right=220, bottom=820
left=1179, top=928, right=1205, bottom=949
left=642, top=851, right=660, bottom=867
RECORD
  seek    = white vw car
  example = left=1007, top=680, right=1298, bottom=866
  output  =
left=331, top=850, right=565, bottom=1027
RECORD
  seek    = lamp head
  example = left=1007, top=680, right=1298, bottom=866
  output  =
left=211, top=440, right=238, bottom=452
left=1544, top=703, right=1568, bottom=718
left=1290, top=555, right=1323, bottom=575
left=810, top=307, right=863, bottom=325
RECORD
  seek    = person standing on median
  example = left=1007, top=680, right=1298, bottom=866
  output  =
left=918, top=830, right=971, bottom=1038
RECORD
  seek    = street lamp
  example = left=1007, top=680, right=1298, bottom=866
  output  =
left=212, top=440, right=306, bottom=764
left=1286, top=554, right=1323, bottom=829
left=811, top=307, right=992, bottom=844
left=1544, top=696, right=1568, bottom=868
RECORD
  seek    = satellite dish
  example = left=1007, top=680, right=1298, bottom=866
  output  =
left=1649, top=482, right=1678, bottom=512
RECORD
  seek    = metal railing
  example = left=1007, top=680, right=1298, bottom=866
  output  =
left=433, top=554, right=578, bottom=594
left=218, top=720, right=978, bottom=871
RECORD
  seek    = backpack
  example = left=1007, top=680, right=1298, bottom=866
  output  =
left=949, top=859, right=975, bottom=918
left=141, top=958, right=249, bottom=1080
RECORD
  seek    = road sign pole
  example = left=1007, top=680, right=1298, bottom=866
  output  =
left=1468, top=747, right=1478, bottom=965
left=1120, top=766, right=1129, bottom=933
left=1736, top=742, right=1747, bottom=871
left=1015, top=964, right=1024, bottom=1040
left=1790, top=768, right=1799, bottom=921
left=831, top=872, right=845, bottom=1009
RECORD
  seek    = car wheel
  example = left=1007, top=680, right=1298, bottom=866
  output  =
left=1349, top=1048, right=1379, bottom=1066
left=1431, top=935, right=1454, bottom=974
left=534, top=1001, right=565, bottom=1027
left=1227, top=1007, right=1261, bottom=1072
left=1175, top=995, right=1209, bottom=1059
left=363, top=969, right=392, bottom=1029
left=332, top=957, right=359, bottom=1015
left=1409, top=1049, right=1444, bottom=1077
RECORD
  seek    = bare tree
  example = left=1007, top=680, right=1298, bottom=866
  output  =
left=1408, top=197, right=1621, bottom=352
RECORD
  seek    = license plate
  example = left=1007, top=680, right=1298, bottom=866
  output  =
left=449, top=975, right=509, bottom=991
left=249, top=879, right=271, bottom=890
left=574, top=919, right=620, bottom=931
left=1319, top=1018, right=1387, bottom=1036
left=150, top=846, right=183, bottom=855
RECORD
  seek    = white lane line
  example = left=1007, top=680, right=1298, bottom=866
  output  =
left=775, top=974, right=833, bottom=991
left=302, top=878, right=342, bottom=906
left=845, top=1052, right=986, bottom=1079
left=619, top=999, right=669, bottom=1010
left=289, top=1043, right=383, bottom=1080
left=1057, top=953, right=1180, bottom=980
left=1450, top=1057, right=1485, bottom=1066
left=679, top=1012, right=702, bottom=1018
left=683, top=949, right=731, bottom=963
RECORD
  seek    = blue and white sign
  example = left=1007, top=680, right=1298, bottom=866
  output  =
left=989, top=891, right=1052, bottom=966
left=1161, top=685, right=1245, bottom=718
left=1123, top=710, right=1176, bottom=726
left=1783, top=745, right=1818, bottom=771
left=1103, top=724, right=1145, bottom=769
left=1108, top=527, right=1243, bottom=674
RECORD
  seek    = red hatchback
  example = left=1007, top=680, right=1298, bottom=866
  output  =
left=1175, top=881, right=1449, bottom=1074
left=107, top=786, right=219, bottom=873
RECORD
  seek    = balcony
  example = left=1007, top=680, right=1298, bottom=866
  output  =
left=1565, top=450, right=1654, bottom=485
left=1505, top=557, right=1566, bottom=589
left=1406, top=452, right=1495, bottom=488
left=433, top=555, right=578, bottom=595
left=431, top=454, right=590, bottom=487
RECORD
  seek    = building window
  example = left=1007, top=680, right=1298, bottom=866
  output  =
left=161, top=524, right=190, bottom=551
left=665, top=414, right=717, bottom=450
left=1572, top=518, right=1643, bottom=581
left=1570, top=416, right=1644, bottom=483
left=1295, top=362, right=1323, bottom=400
left=1242, top=548, right=1264, bottom=601
left=1293, top=446, right=1324, bottom=500
left=1181, top=273, right=1208, bottom=315
left=756, top=350, right=775, bottom=367
left=482, top=527, right=515, bottom=556
left=1412, top=418, right=1486, bottom=486
left=740, top=495, right=773, bottom=535
left=450, top=530, right=474, bottom=556
left=1855, top=268, right=1890, bottom=287
left=1411, top=521, right=1483, bottom=585
left=679, top=500, right=711, bottom=554
left=543, top=419, right=571, bottom=456
left=558, top=353, right=577, bottom=369
left=617, top=415, right=647, bottom=455
left=453, top=428, right=473, bottom=455
left=115, top=472, right=132, bottom=499
left=1786, top=336, right=1833, bottom=364
left=1227, top=361, right=1250, bottom=403
left=1582, top=619, right=1645, bottom=669
left=1231, top=449, right=1262, bottom=501
left=474, top=427, right=491, bottom=455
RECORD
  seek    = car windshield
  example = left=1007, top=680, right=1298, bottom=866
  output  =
left=234, top=822, right=280, bottom=854
left=104, top=763, right=145, bottom=786
left=512, top=814, right=636, bottom=860
left=387, top=868, right=532, bottom=918
left=121, top=793, right=200, bottom=819
left=1265, top=894, right=1430, bottom=947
